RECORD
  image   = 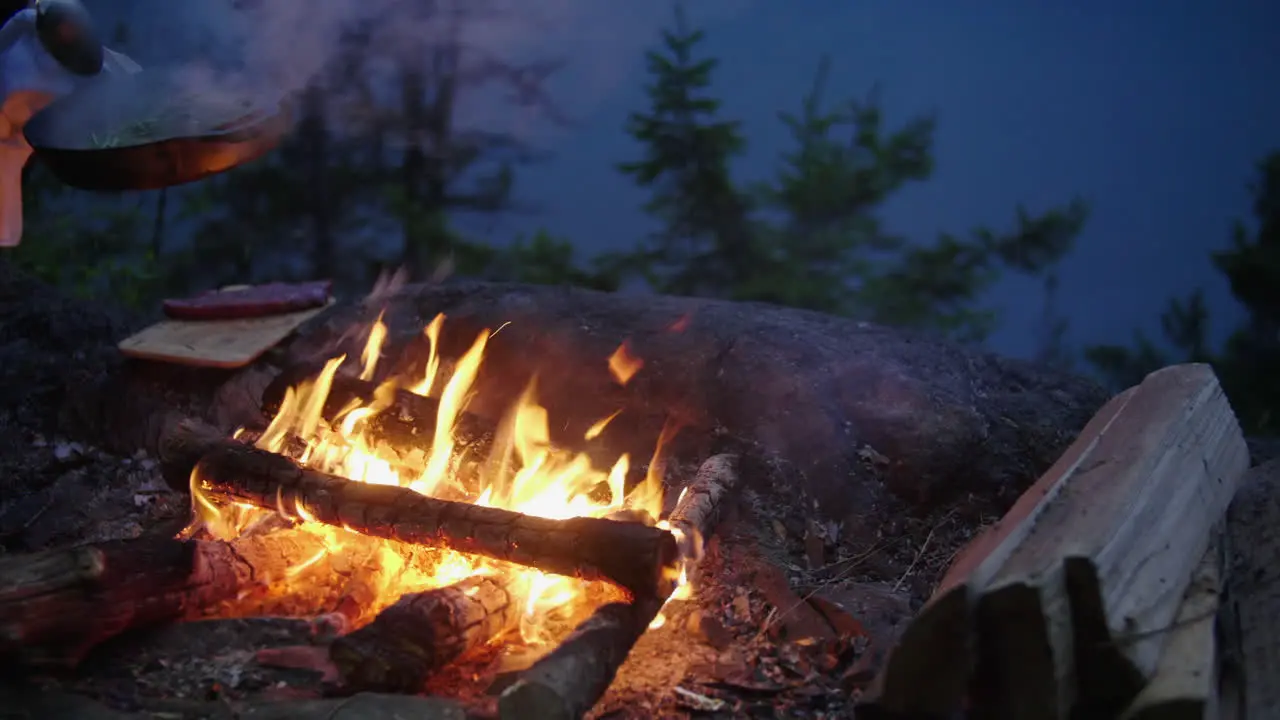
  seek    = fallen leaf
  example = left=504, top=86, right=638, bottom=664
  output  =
left=771, top=519, right=787, bottom=543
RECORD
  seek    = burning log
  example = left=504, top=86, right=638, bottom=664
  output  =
left=0, top=529, right=342, bottom=671
left=861, top=364, right=1249, bottom=720
left=0, top=537, right=237, bottom=671
left=498, top=454, right=741, bottom=720
left=329, top=574, right=521, bottom=693
left=666, top=453, right=740, bottom=560
left=500, top=598, right=665, bottom=720
left=259, top=362, right=497, bottom=461
left=188, top=434, right=680, bottom=597
left=260, top=362, right=648, bottom=491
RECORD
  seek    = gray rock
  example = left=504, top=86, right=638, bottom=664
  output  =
left=291, top=281, right=1108, bottom=527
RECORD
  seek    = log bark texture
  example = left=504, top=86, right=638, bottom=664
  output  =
left=499, top=598, right=664, bottom=720
left=192, top=439, right=679, bottom=597
left=0, top=527, right=401, bottom=672
left=329, top=574, right=520, bottom=693
left=863, top=364, right=1249, bottom=720
left=0, top=536, right=243, bottom=670
left=665, top=453, right=740, bottom=561
left=498, top=454, right=741, bottom=720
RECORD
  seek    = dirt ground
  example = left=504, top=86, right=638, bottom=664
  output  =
left=0, top=431, right=957, bottom=719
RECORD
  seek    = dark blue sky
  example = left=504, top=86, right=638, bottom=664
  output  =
left=489, top=1, right=1280, bottom=359
left=111, top=0, right=1280, bottom=360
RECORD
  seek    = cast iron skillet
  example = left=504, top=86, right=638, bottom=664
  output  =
left=22, top=65, right=291, bottom=191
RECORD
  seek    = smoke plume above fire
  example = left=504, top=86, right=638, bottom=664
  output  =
left=107, top=0, right=753, bottom=142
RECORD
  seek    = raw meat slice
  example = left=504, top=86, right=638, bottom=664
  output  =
left=162, top=280, right=332, bottom=321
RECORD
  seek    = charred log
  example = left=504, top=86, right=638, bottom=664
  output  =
left=497, top=454, right=740, bottom=720
left=259, top=362, right=497, bottom=462
left=666, top=453, right=740, bottom=560
left=156, top=415, right=242, bottom=490
left=260, top=363, right=646, bottom=491
left=0, top=526, right=404, bottom=672
left=498, top=598, right=664, bottom=720
left=0, top=536, right=238, bottom=671
left=190, top=438, right=680, bottom=597
left=330, top=575, right=520, bottom=693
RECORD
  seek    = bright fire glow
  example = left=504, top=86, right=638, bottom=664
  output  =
left=187, top=312, right=696, bottom=648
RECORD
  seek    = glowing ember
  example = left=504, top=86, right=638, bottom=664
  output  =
left=607, top=341, right=644, bottom=386
left=187, top=311, right=696, bottom=648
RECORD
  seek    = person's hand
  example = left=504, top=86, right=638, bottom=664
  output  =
left=0, top=2, right=140, bottom=247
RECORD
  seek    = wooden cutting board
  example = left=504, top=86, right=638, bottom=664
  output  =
left=118, top=300, right=335, bottom=369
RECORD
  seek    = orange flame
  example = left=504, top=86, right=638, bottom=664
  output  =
left=608, top=341, right=644, bottom=386
left=187, top=312, right=692, bottom=646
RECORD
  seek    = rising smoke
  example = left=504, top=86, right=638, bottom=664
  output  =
left=97, top=0, right=753, bottom=142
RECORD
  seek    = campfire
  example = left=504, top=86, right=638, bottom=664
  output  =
left=190, top=309, right=688, bottom=627
left=3, top=308, right=743, bottom=719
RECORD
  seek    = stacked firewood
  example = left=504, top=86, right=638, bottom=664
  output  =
left=859, top=364, right=1251, bottom=720
left=0, top=363, right=747, bottom=720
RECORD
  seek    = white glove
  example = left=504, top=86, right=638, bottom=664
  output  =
left=0, top=5, right=139, bottom=248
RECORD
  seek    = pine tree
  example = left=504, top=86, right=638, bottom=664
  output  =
left=381, top=1, right=563, bottom=279
left=750, top=59, right=933, bottom=313
left=1086, top=151, right=1280, bottom=434
left=616, top=15, right=1087, bottom=343
left=614, top=4, right=759, bottom=297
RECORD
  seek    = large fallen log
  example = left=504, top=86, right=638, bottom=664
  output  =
left=498, top=454, right=741, bottom=720
left=329, top=574, right=521, bottom=693
left=187, top=431, right=679, bottom=597
left=0, top=529, right=346, bottom=671
left=861, top=364, right=1249, bottom=720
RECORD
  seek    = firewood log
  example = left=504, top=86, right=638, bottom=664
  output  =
left=261, top=362, right=648, bottom=490
left=0, top=529, right=344, bottom=671
left=497, top=454, right=740, bottom=720
left=862, top=364, right=1249, bottom=720
left=499, top=598, right=665, bottom=720
left=1118, top=532, right=1223, bottom=720
left=329, top=574, right=521, bottom=693
left=189, top=436, right=680, bottom=597
left=259, top=362, right=498, bottom=466
left=156, top=415, right=241, bottom=490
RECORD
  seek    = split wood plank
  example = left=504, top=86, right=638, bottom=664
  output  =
left=976, top=364, right=1247, bottom=720
left=1219, top=458, right=1280, bottom=720
left=860, top=385, right=1138, bottom=717
left=861, top=364, right=1249, bottom=720
left=1118, top=530, right=1223, bottom=720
